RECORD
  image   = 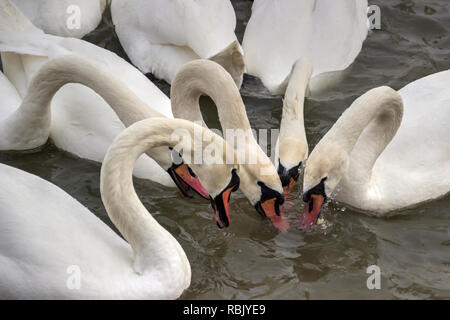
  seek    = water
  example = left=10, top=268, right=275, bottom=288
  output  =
left=1, top=0, right=449, bottom=299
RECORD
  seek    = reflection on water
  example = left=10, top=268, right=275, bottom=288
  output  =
left=1, top=0, right=449, bottom=299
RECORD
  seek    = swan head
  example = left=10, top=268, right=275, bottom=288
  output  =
left=237, top=163, right=286, bottom=231
left=190, top=162, right=240, bottom=229
left=209, top=168, right=240, bottom=228
left=166, top=148, right=210, bottom=199
left=277, top=137, right=308, bottom=200
left=300, top=144, right=349, bottom=230
left=149, top=146, right=210, bottom=200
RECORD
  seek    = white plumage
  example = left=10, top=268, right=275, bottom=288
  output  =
left=243, top=0, right=368, bottom=94
left=303, top=70, right=450, bottom=214
left=0, top=0, right=174, bottom=186
left=11, top=0, right=106, bottom=38
left=111, top=0, right=244, bottom=86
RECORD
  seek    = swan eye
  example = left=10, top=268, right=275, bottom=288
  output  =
left=169, top=147, right=183, bottom=165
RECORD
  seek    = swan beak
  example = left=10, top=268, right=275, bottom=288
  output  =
left=278, top=161, right=301, bottom=201
left=299, top=194, right=325, bottom=230
left=282, top=178, right=295, bottom=201
left=210, top=185, right=236, bottom=229
left=256, top=198, right=289, bottom=232
left=169, top=163, right=210, bottom=199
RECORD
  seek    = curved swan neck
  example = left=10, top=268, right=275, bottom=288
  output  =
left=334, top=87, right=403, bottom=154
left=100, top=118, right=233, bottom=273
left=2, top=54, right=163, bottom=150
left=100, top=119, right=194, bottom=272
left=170, top=59, right=251, bottom=132
left=323, top=86, right=403, bottom=184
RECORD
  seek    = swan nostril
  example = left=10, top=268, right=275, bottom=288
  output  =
left=187, top=166, right=196, bottom=177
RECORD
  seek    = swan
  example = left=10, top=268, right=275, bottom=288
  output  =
left=0, top=0, right=285, bottom=229
left=0, top=0, right=213, bottom=199
left=171, top=60, right=286, bottom=230
left=0, top=117, right=240, bottom=299
left=300, top=71, right=450, bottom=228
left=10, top=0, right=106, bottom=38
left=110, top=0, right=244, bottom=87
left=0, top=0, right=175, bottom=186
left=0, top=51, right=212, bottom=199
left=242, top=0, right=368, bottom=95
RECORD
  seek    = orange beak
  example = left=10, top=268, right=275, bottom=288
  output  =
left=174, top=163, right=210, bottom=199
left=211, top=185, right=236, bottom=228
left=299, top=194, right=325, bottom=231
left=282, top=177, right=295, bottom=202
left=258, top=198, right=289, bottom=232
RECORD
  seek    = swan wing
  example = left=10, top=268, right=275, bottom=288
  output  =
left=373, top=70, right=450, bottom=207
left=111, top=0, right=241, bottom=81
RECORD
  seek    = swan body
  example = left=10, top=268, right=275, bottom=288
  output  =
left=10, top=0, right=106, bottom=38
left=111, top=0, right=244, bottom=87
left=0, top=118, right=239, bottom=299
left=0, top=0, right=174, bottom=185
left=302, top=71, right=450, bottom=225
left=0, top=52, right=174, bottom=186
left=242, top=0, right=368, bottom=94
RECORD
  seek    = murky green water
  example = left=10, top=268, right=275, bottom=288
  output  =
left=1, top=1, right=449, bottom=299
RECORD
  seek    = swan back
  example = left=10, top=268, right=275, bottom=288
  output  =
left=111, top=0, right=243, bottom=85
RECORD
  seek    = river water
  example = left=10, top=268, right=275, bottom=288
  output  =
left=1, top=0, right=449, bottom=299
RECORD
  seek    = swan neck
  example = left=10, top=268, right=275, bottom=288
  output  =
left=170, top=60, right=251, bottom=132
left=3, top=55, right=163, bottom=149
left=279, top=58, right=313, bottom=153
left=331, top=86, right=403, bottom=183
left=100, top=119, right=196, bottom=272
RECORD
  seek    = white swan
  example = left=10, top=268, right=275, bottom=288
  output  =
left=300, top=71, right=450, bottom=228
left=242, top=0, right=368, bottom=95
left=0, top=52, right=285, bottom=229
left=0, top=0, right=174, bottom=186
left=0, top=52, right=216, bottom=200
left=0, top=117, right=240, bottom=299
left=110, top=0, right=244, bottom=87
left=0, top=0, right=285, bottom=229
left=171, top=60, right=287, bottom=230
left=10, top=0, right=106, bottom=38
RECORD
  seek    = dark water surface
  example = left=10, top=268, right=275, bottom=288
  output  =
left=1, top=1, right=449, bottom=299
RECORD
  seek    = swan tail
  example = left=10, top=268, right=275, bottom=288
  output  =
left=208, top=40, right=245, bottom=89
